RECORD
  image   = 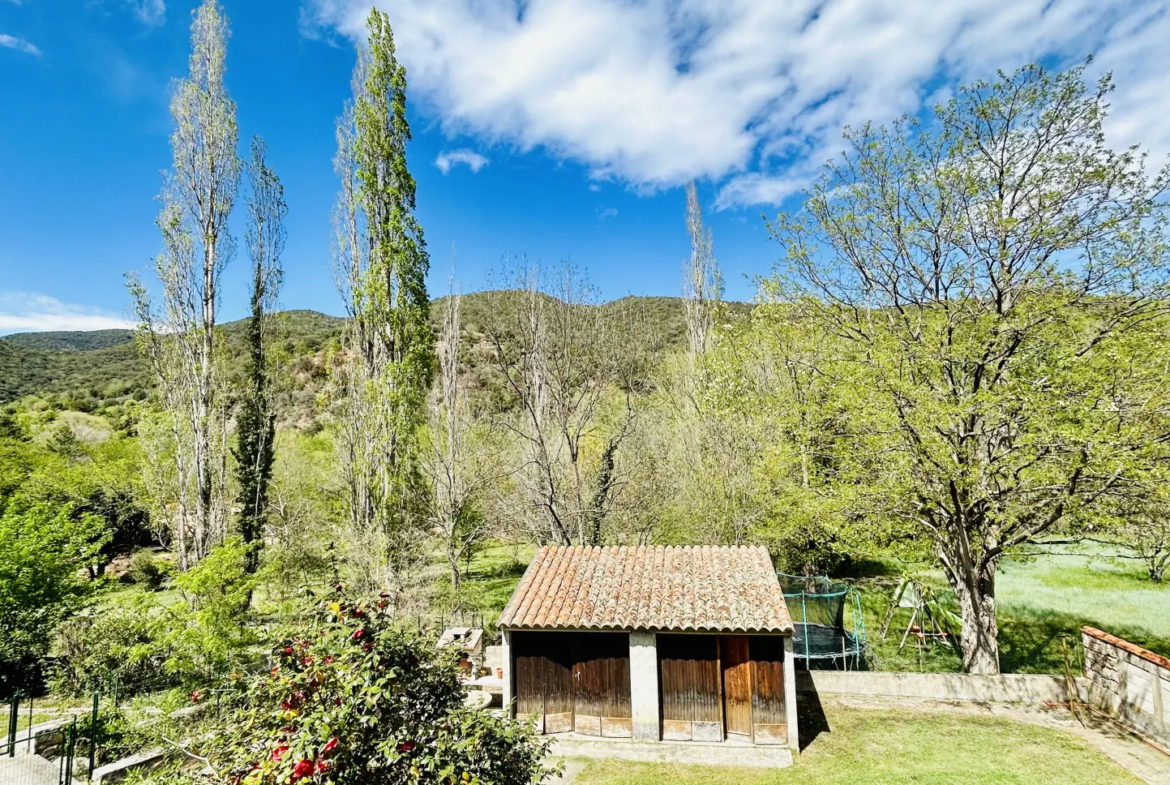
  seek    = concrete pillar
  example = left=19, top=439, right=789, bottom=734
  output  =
left=784, top=635, right=799, bottom=751
left=629, top=631, right=660, bottom=741
left=501, top=629, right=514, bottom=718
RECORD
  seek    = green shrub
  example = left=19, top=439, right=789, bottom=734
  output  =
left=51, top=603, right=171, bottom=697
left=190, top=587, right=552, bottom=785
left=129, top=549, right=172, bottom=590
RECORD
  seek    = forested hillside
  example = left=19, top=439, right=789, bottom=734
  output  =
left=0, top=296, right=750, bottom=408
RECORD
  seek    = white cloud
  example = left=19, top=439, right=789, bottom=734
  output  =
left=124, top=0, right=166, bottom=27
left=0, top=293, right=137, bottom=335
left=597, top=207, right=618, bottom=220
left=0, top=33, right=41, bottom=56
left=305, top=0, right=1170, bottom=208
left=435, top=148, right=490, bottom=174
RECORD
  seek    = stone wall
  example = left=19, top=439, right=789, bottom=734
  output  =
left=797, top=670, right=1083, bottom=705
left=1082, top=626, right=1170, bottom=749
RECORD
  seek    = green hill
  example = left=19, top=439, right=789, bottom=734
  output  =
left=1, top=329, right=136, bottom=352
left=0, top=297, right=750, bottom=410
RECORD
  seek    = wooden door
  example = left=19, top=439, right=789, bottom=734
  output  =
left=512, top=633, right=575, bottom=734
left=573, top=634, right=632, bottom=737
left=543, top=637, right=574, bottom=734
left=659, top=635, right=722, bottom=741
left=749, top=637, right=787, bottom=745
left=721, top=636, right=752, bottom=737
left=514, top=652, right=546, bottom=732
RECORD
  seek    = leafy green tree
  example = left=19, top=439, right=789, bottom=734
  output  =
left=193, top=589, right=552, bottom=785
left=163, top=538, right=260, bottom=680
left=235, top=137, right=285, bottom=574
left=767, top=63, right=1170, bottom=673
left=330, top=9, right=434, bottom=594
left=0, top=500, right=107, bottom=697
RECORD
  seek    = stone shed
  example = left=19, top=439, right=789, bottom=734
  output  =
left=497, top=545, right=798, bottom=749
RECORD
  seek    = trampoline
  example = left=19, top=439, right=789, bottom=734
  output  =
left=777, top=572, right=866, bottom=669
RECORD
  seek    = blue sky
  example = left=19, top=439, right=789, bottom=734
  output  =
left=2, top=0, right=1169, bottom=333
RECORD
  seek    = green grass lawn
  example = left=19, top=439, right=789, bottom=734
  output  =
left=569, top=703, right=1145, bottom=785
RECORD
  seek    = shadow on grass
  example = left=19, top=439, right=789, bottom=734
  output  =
left=796, top=682, right=832, bottom=752
left=998, top=607, right=1170, bottom=673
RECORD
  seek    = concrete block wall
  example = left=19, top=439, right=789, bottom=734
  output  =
left=1082, top=627, right=1170, bottom=749
left=796, top=670, right=1084, bottom=705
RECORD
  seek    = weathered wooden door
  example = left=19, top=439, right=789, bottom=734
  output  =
left=572, top=644, right=632, bottom=736
left=514, top=650, right=547, bottom=732
left=543, top=637, right=575, bottom=734
left=513, top=633, right=574, bottom=734
left=721, top=635, right=752, bottom=737
left=749, top=637, right=787, bottom=744
left=659, top=634, right=722, bottom=741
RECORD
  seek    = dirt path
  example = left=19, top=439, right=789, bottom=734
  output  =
left=825, top=695, right=1170, bottom=785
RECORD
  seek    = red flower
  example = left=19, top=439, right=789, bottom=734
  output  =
left=322, top=656, right=335, bottom=665
left=291, top=759, right=315, bottom=782
left=271, top=744, right=290, bottom=762
left=399, top=740, right=415, bottom=753
left=379, top=591, right=390, bottom=598
left=285, top=647, right=294, bottom=655
left=351, top=608, right=366, bottom=619
left=302, top=657, right=314, bottom=667
left=321, top=738, right=340, bottom=757
left=316, top=761, right=329, bottom=774
left=191, top=690, right=202, bottom=703
left=377, top=599, right=388, bottom=609
left=362, top=641, right=372, bottom=652
left=280, top=700, right=293, bottom=711
left=351, top=629, right=365, bottom=640
left=271, top=667, right=280, bottom=677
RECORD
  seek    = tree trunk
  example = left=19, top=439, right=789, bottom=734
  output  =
left=950, top=561, right=1000, bottom=674
left=447, top=547, right=462, bottom=591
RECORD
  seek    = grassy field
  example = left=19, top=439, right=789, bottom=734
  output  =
left=569, top=702, right=1145, bottom=785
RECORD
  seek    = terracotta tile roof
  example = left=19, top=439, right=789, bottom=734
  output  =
left=498, top=545, right=793, bottom=634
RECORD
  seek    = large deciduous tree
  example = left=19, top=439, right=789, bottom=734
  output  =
left=768, top=63, right=1170, bottom=673
left=129, top=0, right=240, bottom=570
left=330, top=10, right=434, bottom=596
left=234, top=137, right=285, bottom=574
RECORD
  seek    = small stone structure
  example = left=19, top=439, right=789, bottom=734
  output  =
left=1082, top=626, right=1170, bottom=749
left=498, top=545, right=798, bottom=750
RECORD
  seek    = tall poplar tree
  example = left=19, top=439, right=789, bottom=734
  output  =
left=331, top=9, right=434, bottom=594
left=234, top=137, right=285, bottom=574
left=129, top=0, right=239, bottom=570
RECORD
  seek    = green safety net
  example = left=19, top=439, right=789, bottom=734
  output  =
left=777, top=572, right=866, bottom=666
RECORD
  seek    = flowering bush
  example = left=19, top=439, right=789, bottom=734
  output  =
left=195, top=588, right=551, bottom=785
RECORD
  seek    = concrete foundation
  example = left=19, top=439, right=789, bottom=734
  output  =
left=629, top=631, right=659, bottom=742
left=550, top=736, right=793, bottom=769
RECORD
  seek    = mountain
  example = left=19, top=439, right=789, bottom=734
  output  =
left=0, top=297, right=751, bottom=409
left=1, top=329, right=136, bottom=352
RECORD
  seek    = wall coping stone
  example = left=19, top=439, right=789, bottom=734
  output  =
left=1083, top=627, right=1170, bottom=672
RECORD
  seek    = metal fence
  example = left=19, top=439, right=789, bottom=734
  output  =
left=1, top=694, right=101, bottom=785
